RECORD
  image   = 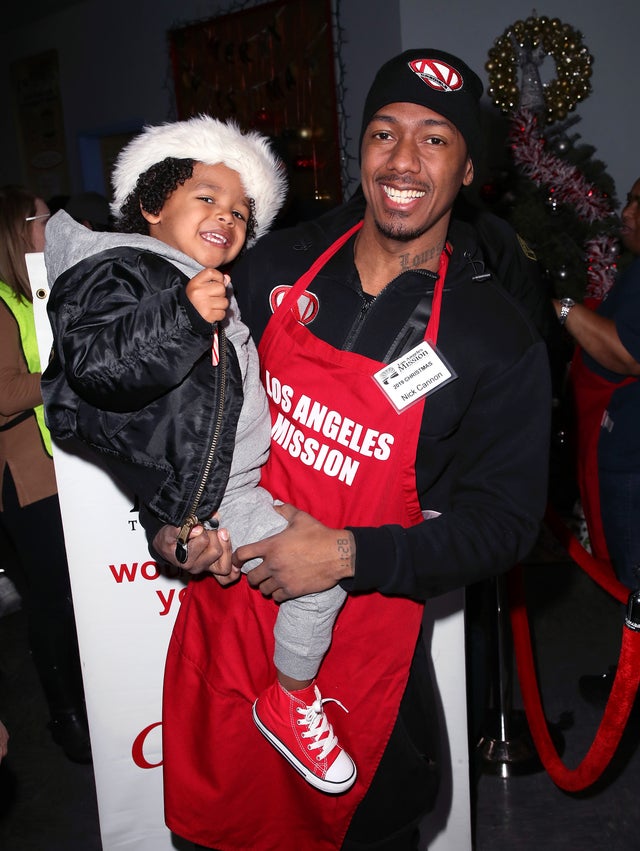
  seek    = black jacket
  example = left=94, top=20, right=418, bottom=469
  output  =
left=42, top=242, right=244, bottom=532
left=233, top=195, right=553, bottom=600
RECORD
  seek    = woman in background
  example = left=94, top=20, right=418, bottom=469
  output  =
left=0, top=185, right=90, bottom=763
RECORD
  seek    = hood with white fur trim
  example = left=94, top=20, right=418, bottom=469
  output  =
left=110, top=114, right=287, bottom=246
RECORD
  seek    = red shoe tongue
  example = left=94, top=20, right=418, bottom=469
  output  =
left=286, top=681, right=317, bottom=703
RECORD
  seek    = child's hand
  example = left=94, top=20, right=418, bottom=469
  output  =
left=186, top=268, right=230, bottom=323
left=152, top=519, right=232, bottom=575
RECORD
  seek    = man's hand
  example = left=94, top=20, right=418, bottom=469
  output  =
left=153, top=520, right=236, bottom=583
left=234, top=504, right=355, bottom=602
left=185, top=269, right=230, bottom=323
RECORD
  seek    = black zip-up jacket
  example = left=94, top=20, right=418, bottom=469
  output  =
left=233, top=194, right=553, bottom=600
left=41, top=214, right=247, bottom=535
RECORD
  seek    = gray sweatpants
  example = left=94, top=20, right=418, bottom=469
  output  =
left=272, top=584, right=347, bottom=680
left=218, top=483, right=347, bottom=681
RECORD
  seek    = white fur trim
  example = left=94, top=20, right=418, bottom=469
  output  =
left=110, top=115, right=287, bottom=245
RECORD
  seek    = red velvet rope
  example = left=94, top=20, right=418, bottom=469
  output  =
left=544, top=504, right=629, bottom=604
left=508, top=508, right=640, bottom=792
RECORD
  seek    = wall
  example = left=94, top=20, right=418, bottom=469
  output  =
left=399, top=0, right=639, bottom=206
left=0, top=0, right=401, bottom=202
left=2, top=1, right=632, bottom=205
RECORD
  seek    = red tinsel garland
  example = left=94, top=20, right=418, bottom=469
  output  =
left=509, top=109, right=611, bottom=221
left=584, top=234, right=619, bottom=300
left=508, top=108, right=618, bottom=297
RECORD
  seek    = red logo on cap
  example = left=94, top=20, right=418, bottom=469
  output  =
left=408, top=59, right=463, bottom=92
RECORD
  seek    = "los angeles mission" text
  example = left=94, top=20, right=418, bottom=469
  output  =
left=265, top=370, right=394, bottom=486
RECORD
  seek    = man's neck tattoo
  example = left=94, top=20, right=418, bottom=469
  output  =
left=399, top=243, right=444, bottom=271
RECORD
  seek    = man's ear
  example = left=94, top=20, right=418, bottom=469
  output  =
left=462, top=158, right=475, bottom=188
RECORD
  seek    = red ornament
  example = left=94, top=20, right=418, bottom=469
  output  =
left=255, top=108, right=270, bottom=124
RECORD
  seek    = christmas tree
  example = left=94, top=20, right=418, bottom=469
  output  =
left=484, top=15, right=627, bottom=302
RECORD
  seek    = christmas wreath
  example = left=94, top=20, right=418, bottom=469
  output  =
left=486, top=15, right=593, bottom=124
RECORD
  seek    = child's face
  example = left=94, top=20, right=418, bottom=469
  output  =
left=142, top=162, right=251, bottom=268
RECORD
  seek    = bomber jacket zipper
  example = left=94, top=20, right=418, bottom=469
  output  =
left=175, top=325, right=227, bottom=564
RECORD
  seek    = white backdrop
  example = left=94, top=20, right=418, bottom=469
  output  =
left=28, top=251, right=471, bottom=851
left=28, top=252, right=177, bottom=850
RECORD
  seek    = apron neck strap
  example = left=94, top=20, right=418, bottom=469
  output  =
left=279, top=221, right=363, bottom=314
left=426, top=245, right=450, bottom=345
left=279, top=222, right=449, bottom=348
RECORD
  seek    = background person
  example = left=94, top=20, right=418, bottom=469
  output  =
left=153, top=49, right=552, bottom=851
left=554, top=178, right=640, bottom=591
left=64, top=190, right=113, bottom=231
left=0, top=185, right=90, bottom=764
left=554, top=178, right=640, bottom=701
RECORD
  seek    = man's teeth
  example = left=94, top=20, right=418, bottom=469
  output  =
left=383, top=186, right=425, bottom=202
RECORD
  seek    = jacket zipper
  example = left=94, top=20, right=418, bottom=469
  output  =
left=342, top=269, right=437, bottom=353
left=175, top=325, right=227, bottom=564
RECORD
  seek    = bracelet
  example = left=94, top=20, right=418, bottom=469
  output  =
left=559, top=297, right=576, bottom=326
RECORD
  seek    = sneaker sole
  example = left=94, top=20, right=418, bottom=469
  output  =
left=252, top=700, right=357, bottom=794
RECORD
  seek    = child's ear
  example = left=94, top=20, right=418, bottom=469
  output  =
left=140, top=204, right=160, bottom=226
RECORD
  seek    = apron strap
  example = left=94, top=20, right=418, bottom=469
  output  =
left=278, top=221, right=364, bottom=315
left=382, top=246, right=451, bottom=362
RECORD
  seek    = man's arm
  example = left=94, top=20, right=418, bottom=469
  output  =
left=552, top=299, right=640, bottom=375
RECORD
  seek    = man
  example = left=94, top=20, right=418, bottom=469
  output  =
left=555, top=180, right=640, bottom=701
left=154, top=49, right=551, bottom=850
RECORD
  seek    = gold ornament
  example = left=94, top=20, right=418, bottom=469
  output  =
left=486, top=15, right=593, bottom=123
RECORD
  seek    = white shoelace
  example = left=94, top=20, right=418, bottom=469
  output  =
left=297, top=685, right=349, bottom=761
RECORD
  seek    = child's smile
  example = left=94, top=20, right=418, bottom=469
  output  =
left=143, top=161, right=251, bottom=268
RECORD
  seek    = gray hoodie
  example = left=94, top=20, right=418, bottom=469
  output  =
left=43, top=210, right=286, bottom=558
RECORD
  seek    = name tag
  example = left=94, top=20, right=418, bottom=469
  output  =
left=373, top=341, right=457, bottom=412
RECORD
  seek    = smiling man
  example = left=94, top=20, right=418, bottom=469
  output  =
left=155, top=50, right=552, bottom=851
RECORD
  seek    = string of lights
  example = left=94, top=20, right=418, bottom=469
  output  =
left=164, top=0, right=355, bottom=200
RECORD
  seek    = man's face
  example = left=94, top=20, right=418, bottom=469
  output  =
left=620, top=179, right=640, bottom=256
left=142, top=161, right=251, bottom=268
left=360, top=101, right=474, bottom=244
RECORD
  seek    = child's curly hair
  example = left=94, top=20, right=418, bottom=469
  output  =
left=117, top=157, right=256, bottom=244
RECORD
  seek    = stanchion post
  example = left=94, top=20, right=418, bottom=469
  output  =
left=626, top=589, right=640, bottom=631
left=477, top=572, right=541, bottom=777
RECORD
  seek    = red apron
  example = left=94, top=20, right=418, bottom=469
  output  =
left=163, top=222, right=448, bottom=850
left=570, top=345, right=635, bottom=568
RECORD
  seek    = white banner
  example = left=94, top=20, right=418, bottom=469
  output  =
left=28, top=253, right=175, bottom=850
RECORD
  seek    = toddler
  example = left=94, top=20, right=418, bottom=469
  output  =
left=41, top=115, right=355, bottom=794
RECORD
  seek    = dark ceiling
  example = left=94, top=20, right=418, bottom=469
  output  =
left=1, top=0, right=86, bottom=35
